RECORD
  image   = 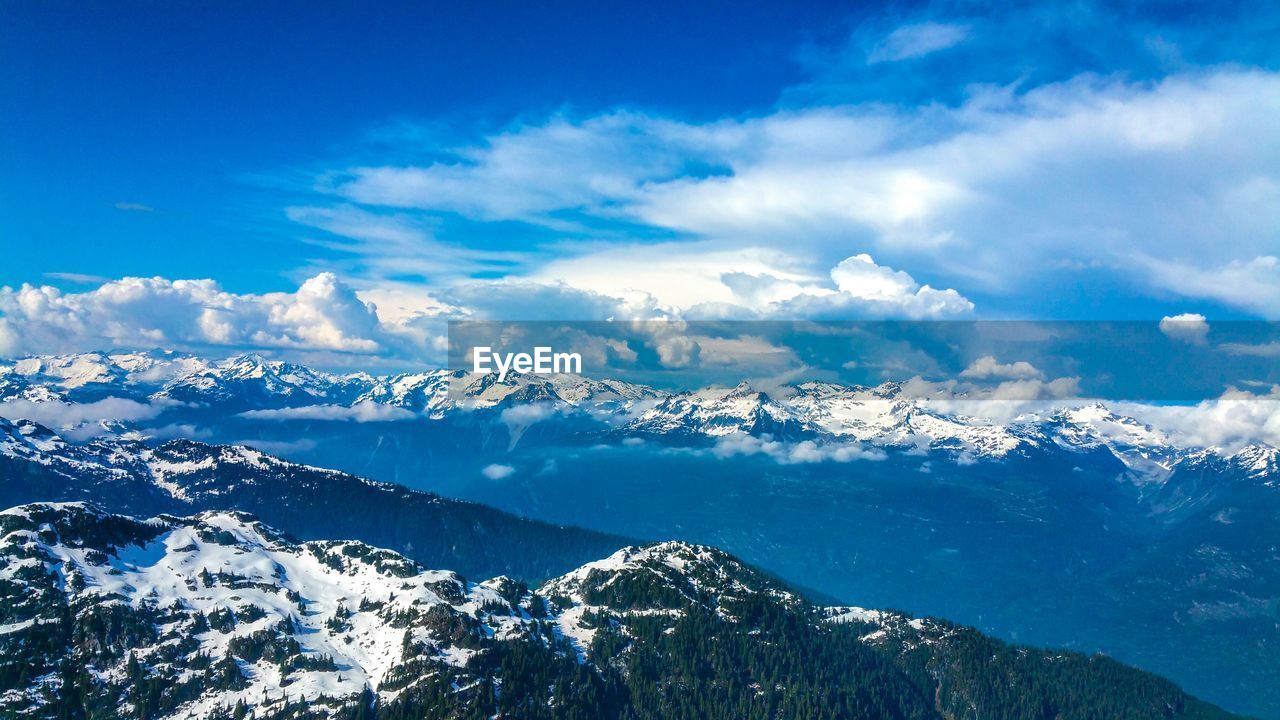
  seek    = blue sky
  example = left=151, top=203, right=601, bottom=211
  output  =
left=2, top=0, right=1279, bottom=365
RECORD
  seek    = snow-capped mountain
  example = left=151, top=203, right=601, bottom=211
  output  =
left=1, top=351, right=212, bottom=400
left=626, top=381, right=806, bottom=438
left=2, top=351, right=1277, bottom=718
left=539, top=540, right=806, bottom=659
left=0, top=502, right=1242, bottom=720
left=0, top=502, right=530, bottom=718
left=6, top=351, right=1274, bottom=477
left=155, top=353, right=368, bottom=409
left=0, top=351, right=663, bottom=420
left=0, top=417, right=630, bottom=581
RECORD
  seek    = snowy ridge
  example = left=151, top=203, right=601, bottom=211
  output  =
left=0, top=497, right=1256, bottom=720
left=2, top=351, right=1278, bottom=473
left=0, top=502, right=540, bottom=717
left=0, top=504, right=864, bottom=719
left=539, top=541, right=804, bottom=657
left=822, top=606, right=941, bottom=645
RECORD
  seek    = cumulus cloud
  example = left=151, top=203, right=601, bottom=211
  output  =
left=768, top=254, right=972, bottom=318
left=0, top=261, right=974, bottom=366
left=527, top=247, right=971, bottom=320
left=481, top=463, right=516, bottom=480
left=1159, top=313, right=1210, bottom=344
left=899, top=374, right=1083, bottom=423
left=0, top=273, right=431, bottom=361
left=237, top=401, right=417, bottom=422
left=711, top=433, right=886, bottom=464
left=528, top=243, right=818, bottom=314
left=960, top=356, right=1043, bottom=380
left=1114, top=386, right=1280, bottom=452
left=10, top=71, right=1280, bottom=361
left=867, top=22, right=970, bottom=63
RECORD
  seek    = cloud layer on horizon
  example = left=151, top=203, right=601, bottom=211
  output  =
left=0, top=251, right=973, bottom=363
left=295, top=69, right=1280, bottom=319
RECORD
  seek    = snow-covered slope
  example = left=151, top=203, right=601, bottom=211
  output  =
left=0, top=502, right=538, bottom=718
left=0, top=505, right=827, bottom=718
left=539, top=540, right=805, bottom=658
left=626, top=382, right=804, bottom=438
left=0, top=503, right=1242, bottom=720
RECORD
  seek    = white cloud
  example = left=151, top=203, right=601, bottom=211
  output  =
left=498, top=402, right=564, bottom=449
left=481, top=463, right=516, bottom=480
left=528, top=243, right=817, bottom=313
left=114, top=202, right=155, bottom=213
left=0, top=264, right=956, bottom=365
left=0, top=273, right=430, bottom=360
left=0, top=397, right=164, bottom=430
left=42, top=273, right=110, bottom=284
left=1144, top=257, right=1280, bottom=317
left=711, top=433, right=886, bottom=464
left=1219, top=341, right=1280, bottom=358
left=236, top=438, right=318, bottom=455
left=1159, top=313, right=1210, bottom=344
left=1114, top=386, right=1280, bottom=452
left=306, top=70, right=1280, bottom=317
left=899, top=374, right=1083, bottom=423
left=960, top=356, right=1043, bottom=380
left=498, top=402, right=560, bottom=431
left=287, top=204, right=522, bottom=281
left=237, top=401, right=417, bottom=422
left=654, top=334, right=701, bottom=368
left=769, top=254, right=972, bottom=318
left=530, top=248, right=971, bottom=319
left=440, top=279, right=667, bottom=321
left=9, top=71, right=1280, bottom=361
left=0, top=270, right=458, bottom=361
left=330, top=113, right=706, bottom=224
left=867, top=22, right=971, bottom=63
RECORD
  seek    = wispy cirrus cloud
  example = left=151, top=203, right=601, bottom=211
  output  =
left=867, top=22, right=970, bottom=63
left=286, top=204, right=525, bottom=282
left=298, top=70, right=1280, bottom=319
left=1143, top=257, right=1280, bottom=317
left=113, top=202, right=155, bottom=213
left=42, top=272, right=110, bottom=284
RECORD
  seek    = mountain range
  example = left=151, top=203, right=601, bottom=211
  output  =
left=0, top=416, right=628, bottom=582
left=2, top=350, right=1278, bottom=718
left=0, top=501, right=1244, bottom=720
left=3, top=350, right=1276, bottom=475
